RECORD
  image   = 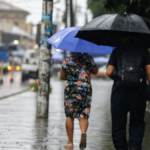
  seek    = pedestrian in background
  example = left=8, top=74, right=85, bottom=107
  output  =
left=60, top=52, right=98, bottom=149
left=106, top=36, right=150, bottom=150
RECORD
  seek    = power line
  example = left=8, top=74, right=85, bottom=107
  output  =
left=3, top=0, right=59, bottom=3
left=2, top=0, right=42, bottom=2
left=1, top=0, right=64, bottom=13
left=24, top=0, right=42, bottom=14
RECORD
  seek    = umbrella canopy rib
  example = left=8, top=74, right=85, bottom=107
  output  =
left=96, top=15, right=115, bottom=30
left=110, top=14, right=121, bottom=30
left=138, top=16, right=150, bottom=33
left=143, top=17, right=150, bottom=31
left=126, top=14, right=130, bottom=32
left=111, top=14, right=131, bottom=32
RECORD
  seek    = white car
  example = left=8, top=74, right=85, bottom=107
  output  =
left=21, top=49, right=39, bottom=82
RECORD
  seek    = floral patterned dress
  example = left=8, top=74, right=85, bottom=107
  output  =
left=62, top=54, right=96, bottom=120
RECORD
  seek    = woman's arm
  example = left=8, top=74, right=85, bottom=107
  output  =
left=60, top=69, right=67, bottom=80
left=91, top=66, right=98, bottom=75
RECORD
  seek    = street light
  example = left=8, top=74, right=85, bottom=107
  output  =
left=13, top=40, right=19, bottom=45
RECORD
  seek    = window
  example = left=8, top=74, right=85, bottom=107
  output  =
left=9, top=46, right=18, bottom=51
left=0, top=45, right=7, bottom=51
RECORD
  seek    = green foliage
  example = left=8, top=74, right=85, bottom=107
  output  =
left=104, top=0, right=150, bottom=18
left=88, top=0, right=150, bottom=18
left=30, top=82, right=52, bottom=93
left=104, top=0, right=126, bottom=13
left=30, top=83, right=38, bottom=91
left=88, top=0, right=105, bottom=18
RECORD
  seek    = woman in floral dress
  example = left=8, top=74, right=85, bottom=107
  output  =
left=60, top=53, right=98, bottom=149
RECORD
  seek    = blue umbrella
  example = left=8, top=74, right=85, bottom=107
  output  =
left=47, top=26, right=115, bottom=54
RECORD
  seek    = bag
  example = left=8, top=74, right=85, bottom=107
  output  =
left=72, top=56, right=91, bottom=80
left=116, top=48, right=146, bottom=87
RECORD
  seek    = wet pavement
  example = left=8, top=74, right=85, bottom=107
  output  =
left=0, top=77, right=150, bottom=150
left=0, top=72, right=29, bottom=98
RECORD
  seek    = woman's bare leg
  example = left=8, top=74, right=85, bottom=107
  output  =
left=79, top=119, right=89, bottom=133
left=65, top=117, right=74, bottom=145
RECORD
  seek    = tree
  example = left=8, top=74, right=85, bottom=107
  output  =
left=104, top=0, right=150, bottom=18
left=87, top=0, right=105, bottom=18
left=88, top=0, right=150, bottom=19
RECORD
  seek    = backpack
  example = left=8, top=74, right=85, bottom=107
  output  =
left=116, top=46, right=146, bottom=87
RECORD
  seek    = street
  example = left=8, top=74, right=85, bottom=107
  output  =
left=0, top=74, right=150, bottom=150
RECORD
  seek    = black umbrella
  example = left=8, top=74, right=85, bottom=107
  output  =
left=75, top=13, right=150, bottom=47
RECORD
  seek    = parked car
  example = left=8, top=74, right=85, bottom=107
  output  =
left=90, top=53, right=109, bottom=79
left=21, top=49, right=39, bottom=82
left=94, top=64, right=109, bottom=79
left=8, top=44, right=25, bottom=66
left=90, top=53, right=109, bottom=68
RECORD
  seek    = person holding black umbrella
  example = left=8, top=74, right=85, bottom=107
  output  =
left=106, top=35, right=150, bottom=150
left=75, top=13, right=150, bottom=150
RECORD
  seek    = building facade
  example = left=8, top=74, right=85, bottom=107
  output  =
left=0, top=1, right=35, bottom=49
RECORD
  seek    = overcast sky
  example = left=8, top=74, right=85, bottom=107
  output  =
left=3, top=0, right=89, bottom=25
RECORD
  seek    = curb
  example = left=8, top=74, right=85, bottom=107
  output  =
left=0, top=88, right=29, bottom=100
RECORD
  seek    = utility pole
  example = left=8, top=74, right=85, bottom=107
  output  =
left=70, top=0, right=74, bottom=26
left=74, top=0, right=77, bottom=26
left=36, top=23, right=41, bottom=47
left=65, top=0, right=68, bottom=28
left=63, top=0, right=68, bottom=60
left=37, top=0, right=53, bottom=118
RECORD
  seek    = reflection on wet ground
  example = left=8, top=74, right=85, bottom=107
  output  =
left=0, top=77, right=150, bottom=150
left=0, top=72, right=28, bottom=98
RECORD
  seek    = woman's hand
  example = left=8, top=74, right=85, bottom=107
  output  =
left=60, top=69, right=67, bottom=80
left=91, top=66, right=98, bottom=75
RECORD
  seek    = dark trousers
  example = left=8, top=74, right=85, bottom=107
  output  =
left=111, top=88, right=146, bottom=150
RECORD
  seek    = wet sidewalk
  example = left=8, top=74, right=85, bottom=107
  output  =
left=0, top=77, right=150, bottom=150
left=0, top=72, right=29, bottom=98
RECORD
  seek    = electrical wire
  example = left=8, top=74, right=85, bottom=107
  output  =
left=2, top=0, right=60, bottom=3
left=1, top=0, right=64, bottom=14
left=24, top=0, right=42, bottom=14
